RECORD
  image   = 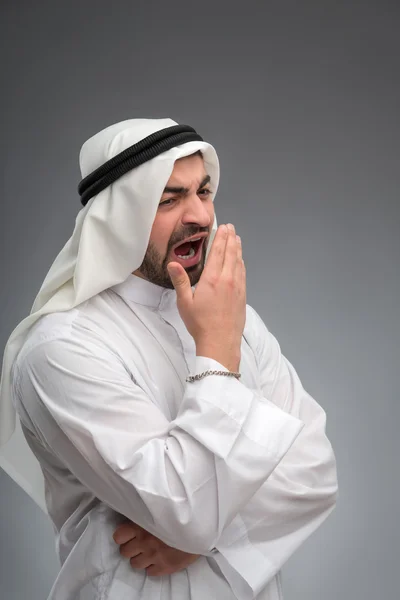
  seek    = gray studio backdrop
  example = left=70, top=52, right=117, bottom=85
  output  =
left=1, top=2, right=399, bottom=599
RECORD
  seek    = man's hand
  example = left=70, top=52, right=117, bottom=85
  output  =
left=168, top=223, right=246, bottom=373
left=113, top=521, right=201, bottom=577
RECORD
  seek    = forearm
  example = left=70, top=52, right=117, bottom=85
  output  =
left=20, top=338, right=303, bottom=556
left=207, top=345, right=338, bottom=598
left=195, top=341, right=241, bottom=373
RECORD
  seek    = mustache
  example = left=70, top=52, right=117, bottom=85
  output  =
left=169, top=228, right=209, bottom=248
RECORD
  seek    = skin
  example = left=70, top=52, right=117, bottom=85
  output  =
left=115, top=153, right=216, bottom=575
left=133, top=152, right=215, bottom=288
left=113, top=521, right=201, bottom=577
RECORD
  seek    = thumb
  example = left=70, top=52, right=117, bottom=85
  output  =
left=167, top=262, right=193, bottom=304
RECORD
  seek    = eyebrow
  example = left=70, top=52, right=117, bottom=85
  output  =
left=162, top=175, right=211, bottom=196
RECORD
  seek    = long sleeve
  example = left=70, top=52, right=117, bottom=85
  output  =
left=14, top=326, right=304, bottom=556
left=210, top=305, right=338, bottom=599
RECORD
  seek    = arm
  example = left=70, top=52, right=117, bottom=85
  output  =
left=209, top=305, right=338, bottom=598
left=15, top=327, right=303, bottom=555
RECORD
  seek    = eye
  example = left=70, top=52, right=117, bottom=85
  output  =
left=198, top=188, right=212, bottom=197
left=159, top=198, right=176, bottom=207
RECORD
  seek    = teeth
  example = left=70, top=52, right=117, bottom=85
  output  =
left=175, top=236, right=202, bottom=259
left=177, top=247, right=196, bottom=259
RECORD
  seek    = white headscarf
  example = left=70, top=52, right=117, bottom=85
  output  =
left=0, top=118, right=220, bottom=512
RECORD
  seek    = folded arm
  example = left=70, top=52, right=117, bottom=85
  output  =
left=110, top=306, right=338, bottom=593
left=14, top=322, right=303, bottom=556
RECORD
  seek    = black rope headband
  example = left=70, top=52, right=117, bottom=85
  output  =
left=78, top=124, right=204, bottom=206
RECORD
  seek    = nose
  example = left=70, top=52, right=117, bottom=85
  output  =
left=181, top=193, right=212, bottom=229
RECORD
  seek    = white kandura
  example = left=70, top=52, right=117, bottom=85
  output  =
left=0, top=119, right=338, bottom=599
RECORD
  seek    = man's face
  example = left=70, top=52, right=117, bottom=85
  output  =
left=134, top=153, right=215, bottom=289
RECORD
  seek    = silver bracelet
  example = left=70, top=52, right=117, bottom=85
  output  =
left=186, top=369, right=241, bottom=383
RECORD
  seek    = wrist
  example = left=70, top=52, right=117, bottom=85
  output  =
left=195, top=344, right=240, bottom=373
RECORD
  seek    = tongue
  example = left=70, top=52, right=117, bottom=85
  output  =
left=174, top=242, right=192, bottom=256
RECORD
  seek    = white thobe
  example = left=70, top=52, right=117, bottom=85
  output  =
left=11, top=274, right=338, bottom=600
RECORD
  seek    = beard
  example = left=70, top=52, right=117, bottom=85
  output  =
left=137, top=236, right=208, bottom=290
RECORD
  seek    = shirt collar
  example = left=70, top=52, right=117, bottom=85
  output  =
left=109, top=274, right=180, bottom=311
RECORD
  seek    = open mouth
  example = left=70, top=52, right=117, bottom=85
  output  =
left=172, top=238, right=204, bottom=267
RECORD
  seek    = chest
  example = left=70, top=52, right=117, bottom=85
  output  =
left=97, top=294, right=262, bottom=421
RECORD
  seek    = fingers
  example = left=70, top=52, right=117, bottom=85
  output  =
left=113, top=521, right=138, bottom=545
left=146, top=553, right=199, bottom=577
left=203, top=223, right=244, bottom=284
left=236, top=234, right=246, bottom=289
left=202, top=224, right=228, bottom=279
left=221, top=224, right=239, bottom=278
left=130, top=553, right=155, bottom=570
left=236, top=234, right=242, bottom=263
left=119, top=538, right=141, bottom=559
left=167, top=261, right=193, bottom=306
left=118, top=527, right=161, bottom=560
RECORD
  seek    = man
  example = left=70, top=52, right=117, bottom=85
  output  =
left=0, top=119, right=338, bottom=599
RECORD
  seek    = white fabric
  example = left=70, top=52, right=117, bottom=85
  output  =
left=0, top=118, right=219, bottom=511
left=11, top=274, right=337, bottom=599
left=1, top=118, right=337, bottom=599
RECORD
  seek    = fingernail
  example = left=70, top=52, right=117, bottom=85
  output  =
left=236, top=235, right=241, bottom=243
left=227, top=223, right=234, bottom=231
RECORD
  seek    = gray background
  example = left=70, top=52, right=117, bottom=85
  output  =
left=1, top=1, right=399, bottom=599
